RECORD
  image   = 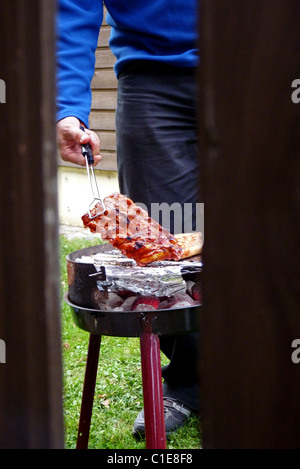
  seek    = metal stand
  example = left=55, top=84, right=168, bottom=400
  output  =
left=140, top=314, right=166, bottom=449
left=76, top=323, right=166, bottom=449
left=76, top=334, right=101, bottom=449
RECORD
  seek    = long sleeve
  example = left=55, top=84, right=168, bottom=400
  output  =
left=56, top=0, right=103, bottom=126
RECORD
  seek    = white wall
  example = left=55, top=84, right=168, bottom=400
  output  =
left=57, top=166, right=119, bottom=227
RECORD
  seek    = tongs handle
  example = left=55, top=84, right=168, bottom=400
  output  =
left=80, top=125, right=94, bottom=165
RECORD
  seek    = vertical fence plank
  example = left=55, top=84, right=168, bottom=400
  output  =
left=199, top=0, right=300, bottom=448
left=0, top=0, right=64, bottom=448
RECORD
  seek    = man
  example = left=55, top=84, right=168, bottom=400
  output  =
left=56, top=0, right=200, bottom=439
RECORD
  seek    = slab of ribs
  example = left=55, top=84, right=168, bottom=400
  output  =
left=82, top=192, right=202, bottom=266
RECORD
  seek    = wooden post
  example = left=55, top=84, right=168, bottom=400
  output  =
left=0, top=0, right=64, bottom=448
left=199, top=0, right=300, bottom=448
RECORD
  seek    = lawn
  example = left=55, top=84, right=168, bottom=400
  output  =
left=59, top=234, right=202, bottom=449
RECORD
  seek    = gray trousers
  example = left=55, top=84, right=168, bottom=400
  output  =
left=116, top=61, right=200, bottom=410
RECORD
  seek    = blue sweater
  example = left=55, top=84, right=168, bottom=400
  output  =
left=56, top=0, right=199, bottom=126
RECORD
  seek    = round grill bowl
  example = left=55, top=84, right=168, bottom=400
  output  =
left=64, top=292, right=200, bottom=338
left=65, top=243, right=201, bottom=337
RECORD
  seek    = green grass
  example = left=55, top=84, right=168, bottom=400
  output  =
left=60, top=235, right=201, bottom=449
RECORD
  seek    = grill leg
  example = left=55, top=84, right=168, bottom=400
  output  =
left=76, top=333, right=101, bottom=449
left=140, top=319, right=166, bottom=449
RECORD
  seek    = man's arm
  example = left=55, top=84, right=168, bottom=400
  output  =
left=56, top=0, right=103, bottom=165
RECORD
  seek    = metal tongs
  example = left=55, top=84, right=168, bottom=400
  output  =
left=80, top=125, right=105, bottom=218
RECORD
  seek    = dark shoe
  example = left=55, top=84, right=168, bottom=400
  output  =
left=132, top=397, right=192, bottom=440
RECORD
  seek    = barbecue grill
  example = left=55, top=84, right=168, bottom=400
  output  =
left=65, top=242, right=201, bottom=449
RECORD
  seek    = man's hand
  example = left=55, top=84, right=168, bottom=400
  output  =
left=57, top=116, right=102, bottom=166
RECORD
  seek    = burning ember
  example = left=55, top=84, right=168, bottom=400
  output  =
left=92, top=280, right=202, bottom=312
